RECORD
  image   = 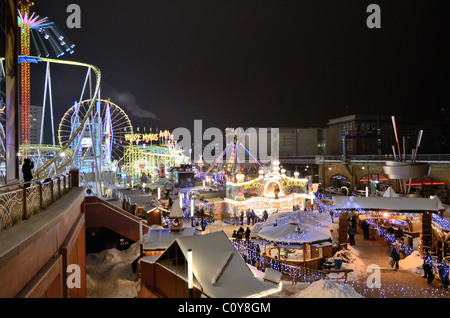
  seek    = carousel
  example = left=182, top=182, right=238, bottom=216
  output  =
left=253, top=211, right=334, bottom=269
left=224, top=156, right=316, bottom=218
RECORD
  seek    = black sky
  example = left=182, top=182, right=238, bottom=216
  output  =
left=31, top=0, right=450, bottom=136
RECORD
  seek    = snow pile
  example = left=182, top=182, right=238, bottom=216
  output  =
left=86, top=241, right=141, bottom=298
left=400, top=250, right=424, bottom=275
left=332, top=249, right=354, bottom=263
left=325, top=247, right=367, bottom=281
left=295, top=279, right=363, bottom=298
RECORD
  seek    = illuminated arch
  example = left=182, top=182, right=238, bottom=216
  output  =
left=330, top=174, right=350, bottom=188
left=264, top=180, right=285, bottom=198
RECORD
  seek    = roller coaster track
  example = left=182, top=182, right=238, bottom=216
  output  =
left=1, top=56, right=101, bottom=179
left=19, top=144, right=74, bottom=176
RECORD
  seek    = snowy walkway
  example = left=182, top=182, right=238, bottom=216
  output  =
left=346, top=229, right=450, bottom=298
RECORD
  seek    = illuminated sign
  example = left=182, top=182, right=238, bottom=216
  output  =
left=125, top=133, right=159, bottom=143
left=80, top=137, right=92, bottom=147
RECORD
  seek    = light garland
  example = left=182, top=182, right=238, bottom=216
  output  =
left=231, top=239, right=450, bottom=298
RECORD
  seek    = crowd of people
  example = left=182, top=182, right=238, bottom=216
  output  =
left=232, top=226, right=252, bottom=240
left=422, top=252, right=449, bottom=288
left=238, top=209, right=268, bottom=225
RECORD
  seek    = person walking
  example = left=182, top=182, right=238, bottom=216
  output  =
left=245, top=227, right=251, bottom=241
left=361, top=219, right=370, bottom=240
left=395, top=227, right=404, bottom=242
left=351, top=216, right=357, bottom=233
left=22, top=158, right=34, bottom=188
left=423, top=254, right=432, bottom=279
left=348, top=226, right=356, bottom=246
left=390, top=243, right=400, bottom=271
left=438, top=262, right=449, bottom=289
left=262, top=210, right=268, bottom=222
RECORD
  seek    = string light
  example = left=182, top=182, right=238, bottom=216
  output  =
left=227, top=193, right=450, bottom=298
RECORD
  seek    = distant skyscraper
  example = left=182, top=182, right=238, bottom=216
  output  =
left=30, top=105, right=43, bottom=144
left=19, top=105, right=42, bottom=145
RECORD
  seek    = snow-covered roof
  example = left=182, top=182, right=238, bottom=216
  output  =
left=143, top=202, right=170, bottom=213
left=332, top=196, right=439, bottom=212
left=169, top=200, right=184, bottom=218
left=154, top=177, right=171, bottom=186
left=430, top=195, right=445, bottom=211
left=171, top=231, right=280, bottom=298
left=143, top=227, right=198, bottom=251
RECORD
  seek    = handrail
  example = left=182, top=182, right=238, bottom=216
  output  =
left=0, top=170, right=76, bottom=231
left=19, top=144, right=74, bottom=178
left=0, top=170, right=73, bottom=191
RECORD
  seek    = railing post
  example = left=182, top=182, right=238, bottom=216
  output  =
left=39, top=182, right=43, bottom=210
left=22, top=186, right=27, bottom=220
left=50, top=179, right=54, bottom=202
left=70, top=169, right=80, bottom=187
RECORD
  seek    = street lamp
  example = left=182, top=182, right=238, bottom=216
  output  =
left=190, top=198, right=195, bottom=226
left=187, top=248, right=193, bottom=298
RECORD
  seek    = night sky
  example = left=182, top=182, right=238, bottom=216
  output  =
left=30, top=0, right=450, bottom=137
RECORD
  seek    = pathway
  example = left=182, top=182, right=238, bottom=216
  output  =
left=348, top=228, right=450, bottom=298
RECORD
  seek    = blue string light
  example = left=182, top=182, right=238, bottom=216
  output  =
left=229, top=193, right=450, bottom=298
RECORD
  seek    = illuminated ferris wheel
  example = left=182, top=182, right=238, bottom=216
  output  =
left=58, top=99, right=133, bottom=168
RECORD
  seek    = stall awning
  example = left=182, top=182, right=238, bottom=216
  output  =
left=311, top=241, right=333, bottom=248
left=332, top=196, right=439, bottom=213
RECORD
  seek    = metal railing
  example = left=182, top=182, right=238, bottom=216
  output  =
left=279, top=154, right=450, bottom=164
left=0, top=171, right=75, bottom=231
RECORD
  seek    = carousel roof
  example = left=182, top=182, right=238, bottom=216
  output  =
left=256, top=211, right=332, bottom=245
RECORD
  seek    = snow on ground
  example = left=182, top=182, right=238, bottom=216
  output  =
left=325, top=246, right=368, bottom=281
left=443, top=204, right=450, bottom=218
left=86, top=241, right=141, bottom=298
left=399, top=250, right=424, bottom=275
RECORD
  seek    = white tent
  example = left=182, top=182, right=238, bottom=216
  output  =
left=257, top=218, right=331, bottom=245
left=255, top=211, right=332, bottom=245
left=332, top=196, right=439, bottom=212
left=383, top=186, right=398, bottom=198
left=174, top=231, right=281, bottom=298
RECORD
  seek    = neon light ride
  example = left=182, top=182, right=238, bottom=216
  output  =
left=58, top=99, right=133, bottom=175
left=17, top=0, right=74, bottom=158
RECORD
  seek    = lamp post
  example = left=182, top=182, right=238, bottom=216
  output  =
left=179, top=191, right=183, bottom=208
left=139, top=219, right=143, bottom=257
left=191, top=198, right=194, bottom=226
left=187, top=248, right=193, bottom=298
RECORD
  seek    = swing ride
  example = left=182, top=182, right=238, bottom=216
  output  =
left=200, top=131, right=316, bottom=218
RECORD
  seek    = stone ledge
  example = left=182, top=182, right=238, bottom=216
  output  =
left=0, top=187, right=85, bottom=267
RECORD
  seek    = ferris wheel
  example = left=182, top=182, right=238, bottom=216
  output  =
left=58, top=99, right=133, bottom=166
